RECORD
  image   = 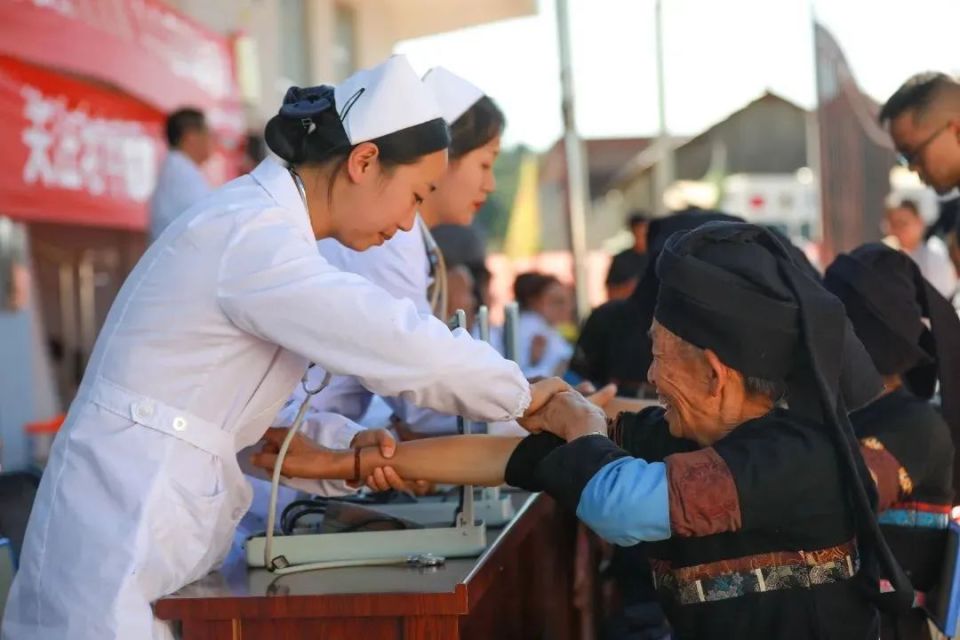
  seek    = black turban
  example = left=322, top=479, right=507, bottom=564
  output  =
left=825, top=243, right=960, bottom=491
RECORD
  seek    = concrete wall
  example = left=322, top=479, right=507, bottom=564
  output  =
left=167, top=0, right=534, bottom=129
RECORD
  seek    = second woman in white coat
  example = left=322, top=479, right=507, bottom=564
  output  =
left=277, top=69, right=507, bottom=491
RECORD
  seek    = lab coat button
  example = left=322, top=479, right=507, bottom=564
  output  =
left=132, top=402, right=154, bottom=421
left=172, top=416, right=188, bottom=432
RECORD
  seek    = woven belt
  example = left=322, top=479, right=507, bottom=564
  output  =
left=878, top=501, right=951, bottom=530
left=651, top=540, right=859, bottom=605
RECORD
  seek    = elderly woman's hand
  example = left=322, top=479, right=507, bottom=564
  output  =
left=519, top=389, right=610, bottom=442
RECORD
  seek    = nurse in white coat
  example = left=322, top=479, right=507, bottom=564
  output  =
left=294, top=68, right=504, bottom=464
left=2, top=56, right=564, bottom=640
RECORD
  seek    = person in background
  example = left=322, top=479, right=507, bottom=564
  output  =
left=882, top=200, right=957, bottom=299
left=605, top=212, right=650, bottom=301
left=432, top=223, right=493, bottom=310
left=0, top=217, right=28, bottom=312
left=825, top=243, right=960, bottom=640
left=445, top=264, right=477, bottom=329
left=514, top=272, right=574, bottom=378
left=571, top=210, right=743, bottom=397
left=149, top=107, right=214, bottom=242
left=881, top=73, right=960, bottom=289
left=881, top=73, right=960, bottom=197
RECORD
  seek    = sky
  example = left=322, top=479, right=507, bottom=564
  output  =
left=396, top=0, right=959, bottom=150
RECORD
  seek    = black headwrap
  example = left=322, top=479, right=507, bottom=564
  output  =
left=569, top=210, right=742, bottom=394
left=570, top=209, right=882, bottom=412
left=825, top=243, right=960, bottom=491
left=654, top=222, right=913, bottom=610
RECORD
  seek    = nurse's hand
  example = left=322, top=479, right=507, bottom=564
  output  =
left=347, top=430, right=432, bottom=494
left=252, top=428, right=343, bottom=478
left=519, top=389, right=609, bottom=441
left=526, top=377, right=573, bottom=417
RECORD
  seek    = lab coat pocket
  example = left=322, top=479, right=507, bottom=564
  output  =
left=146, top=446, right=230, bottom=598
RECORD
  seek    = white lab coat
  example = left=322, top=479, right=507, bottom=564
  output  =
left=149, top=150, right=212, bottom=242
left=309, top=217, right=463, bottom=438
left=2, top=158, right=529, bottom=640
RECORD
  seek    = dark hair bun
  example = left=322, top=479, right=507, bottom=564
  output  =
left=264, top=85, right=351, bottom=164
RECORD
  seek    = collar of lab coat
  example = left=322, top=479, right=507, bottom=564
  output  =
left=250, top=158, right=315, bottom=241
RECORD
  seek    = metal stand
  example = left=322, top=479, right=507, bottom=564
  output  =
left=353, top=306, right=518, bottom=527
left=246, top=310, right=488, bottom=570
left=364, top=490, right=516, bottom=527
left=245, top=522, right=486, bottom=568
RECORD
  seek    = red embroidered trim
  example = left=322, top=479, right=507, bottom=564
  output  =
left=859, top=438, right=908, bottom=510
left=665, top=447, right=742, bottom=537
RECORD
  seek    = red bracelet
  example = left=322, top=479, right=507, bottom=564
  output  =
left=353, top=447, right=362, bottom=483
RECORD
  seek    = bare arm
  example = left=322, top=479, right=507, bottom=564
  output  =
left=252, top=430, right=523, bottom=487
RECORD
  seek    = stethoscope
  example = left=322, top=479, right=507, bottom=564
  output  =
left=262, top=171, right=335, bottom=572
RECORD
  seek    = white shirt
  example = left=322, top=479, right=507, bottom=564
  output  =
left=149, top=150, right=212, bottom=242
left=515, top=311, right=573, bottom=379
left=909, top=238, right=958, bottom=301
left=311, top=217, right=464, bottom=439
left=3, top=159, right=529, bottom=640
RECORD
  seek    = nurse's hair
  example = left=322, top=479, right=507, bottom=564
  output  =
left=448, top=96, right=505, bottom=160
left=264, top=85, right=449, bottom=171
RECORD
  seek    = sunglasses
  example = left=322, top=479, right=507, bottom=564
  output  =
left=896, top=122, right=951, bottom=168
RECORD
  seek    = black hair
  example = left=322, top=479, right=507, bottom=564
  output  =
left=448, top=96, right=505, bottom=160
left=628, top=211, right=650, bottom=229
left=890, top=198, right=921, bottom=218
left=264, top=85, right=450, bottom=196
left=513, top=272, right=561, bottom=310
left=879, top=72, right=955, bottom=125
left=244, top=132, right=267, bottom=165
left=165, top=108, right=207, bottom=147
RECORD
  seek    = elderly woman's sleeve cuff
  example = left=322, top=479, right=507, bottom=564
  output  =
left=504, top=433, right=566, bottom=491
left=535, top=435, right=629, bottom=512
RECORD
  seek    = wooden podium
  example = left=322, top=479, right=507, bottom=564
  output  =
left=155, top=493, right=579, bottom=639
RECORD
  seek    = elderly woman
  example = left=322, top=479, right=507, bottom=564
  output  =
left=254, top=223, right=910, bottom=640
left=825, top=243, right=960, bottom=640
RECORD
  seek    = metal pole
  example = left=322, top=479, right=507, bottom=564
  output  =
left=652, top=0, right=674, bottom=216
left=555, top=0, right=591, bottom=321
left=503, top=302, right=519, bottom=362
left=448, top=309, right=475, bottom=528
left=477, top=305, right=490, bottom=343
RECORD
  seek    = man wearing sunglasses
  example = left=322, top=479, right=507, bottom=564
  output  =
left=881, top=72, right=960, bottom=195
left=881, top=73, right=960, bottom=292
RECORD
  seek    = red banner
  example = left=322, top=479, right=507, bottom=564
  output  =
left=0, top=0, right=244, bottom=138
left=0, top=56, right=166, bottom=229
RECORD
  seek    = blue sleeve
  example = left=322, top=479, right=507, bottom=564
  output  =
left=576, top=457, right=670, bottom=545
left=534, top=434, right=671, bottom=545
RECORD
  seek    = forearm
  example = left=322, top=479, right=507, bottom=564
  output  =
left=306, top=435, right=523, bottom=486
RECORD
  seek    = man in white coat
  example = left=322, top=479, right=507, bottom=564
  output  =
left=2, top=56, right=565, bottom=640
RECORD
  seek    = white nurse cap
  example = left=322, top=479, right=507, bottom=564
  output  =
left=422, top=67, right=486, bottom=125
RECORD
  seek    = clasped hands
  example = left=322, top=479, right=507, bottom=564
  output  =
left=250, top=377, right=616, bottom=488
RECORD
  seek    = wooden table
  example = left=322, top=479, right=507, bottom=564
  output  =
left=155, top=492, right=579, bottom=639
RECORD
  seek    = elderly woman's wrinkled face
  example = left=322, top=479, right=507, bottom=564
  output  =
left=647, top=320, right=726, bottom=445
